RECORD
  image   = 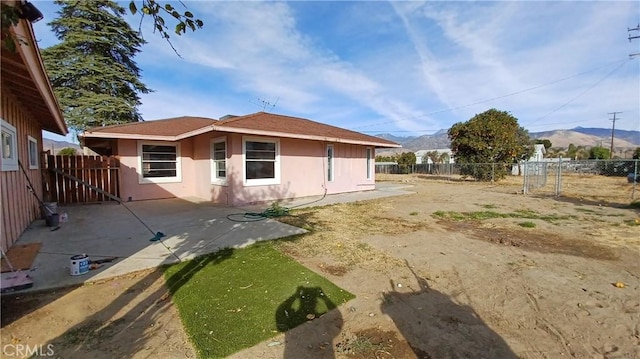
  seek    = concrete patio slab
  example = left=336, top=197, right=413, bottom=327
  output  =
left=9, top=183, right=413, bottom=293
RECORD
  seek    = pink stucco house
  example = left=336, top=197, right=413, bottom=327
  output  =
left=82, top=112, right=400, bottom=206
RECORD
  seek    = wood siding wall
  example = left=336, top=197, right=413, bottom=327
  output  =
left=1, top=92, right=45, bottom=252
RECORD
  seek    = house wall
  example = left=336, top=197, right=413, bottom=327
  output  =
left=116, top=133, right=376, bottom=206
left=226, top=135, right=375, bottom=206
left=0, top=92, right=45, bottom=252
left=191, top=132, right=230, bottom=204
left=118, top=138, right=199, bottom=201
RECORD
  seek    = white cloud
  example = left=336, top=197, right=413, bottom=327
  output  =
left=35, top=0, right=640, bottom=136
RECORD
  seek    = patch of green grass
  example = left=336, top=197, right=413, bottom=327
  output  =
left=432, top=209, right=573, bottom=223
left=466, top=210, right=505, bottom=220
left=518, top=221, right=537, bottom=228
left=512, top=209, right=539, bottom=217
left=480, top=204, right=498, bottom=209
left=628, top=201, right=640, bottom=209
left=164, top=242, right=354, bottom=358
left=623, top=219, right=640, bottom=226
left=432, top=210, right=467, bottom=221
left=409, top=211, right=418, bottom=216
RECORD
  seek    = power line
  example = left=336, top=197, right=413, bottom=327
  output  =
left=523, top=60, right=628, bottom=128
left=350, top=58, right=629, bottom=130
left=629, top=24, right=640, bottom=59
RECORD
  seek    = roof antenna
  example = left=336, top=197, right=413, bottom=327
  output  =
left=250, top=96, right=279, bottom=112
left=270, top=96, right=279, bottom=112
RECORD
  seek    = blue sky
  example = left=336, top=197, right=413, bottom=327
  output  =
left=34, top=1, right=639, bottom=143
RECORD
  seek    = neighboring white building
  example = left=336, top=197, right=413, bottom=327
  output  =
left=415, top=149, right=455, bottom=164
left=530, top=144, right=546, bottom=162
left=512, top=144, right=549, bottom=175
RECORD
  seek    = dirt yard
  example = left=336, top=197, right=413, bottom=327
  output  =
left=2, top=175, right=639, bottom=358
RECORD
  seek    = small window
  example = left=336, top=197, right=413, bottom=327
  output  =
left=327, top=144, right=334, bottom=182
left=1, top=119, right=18, bottom=172
left=28, top=136, right=38, bottom=169
left=211, top=137, right=227, bottom=185
left=366, top=148, right=372, bottom=179
left=138, top=141, right=181, bottom=183
left=243, top=137, right=280, bottom=186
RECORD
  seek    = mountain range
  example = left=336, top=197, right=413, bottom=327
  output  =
left=42, top=138, right=81, bottom=155
left=376, top=127, right=640, bottom=153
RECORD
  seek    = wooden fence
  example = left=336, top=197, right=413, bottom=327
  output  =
left=45, top=155, right=120, bottom=204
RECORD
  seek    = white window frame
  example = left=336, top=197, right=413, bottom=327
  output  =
left=1, top=119, right=18, bottom=172
left=366, top=147, right=373, bottom=180
left=211, top=137, right=227, bottom=185
left=137, top=141, right=182, bottom=184
left=327, top=144, right=334, bottom=182
left=242, top=136, right=280, bottom=186
left=27, top=136, right=39, bottom=169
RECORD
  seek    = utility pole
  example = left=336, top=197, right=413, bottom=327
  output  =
left=609, top=112, right=622, bottom=159
left=630, top=24, right=640, bottom=58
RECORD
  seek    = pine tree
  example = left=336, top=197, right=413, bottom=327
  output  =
left=42, top=0, right=151, bottom=132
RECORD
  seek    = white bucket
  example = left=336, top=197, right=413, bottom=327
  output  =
left=70, top=254, right=89, bottom=276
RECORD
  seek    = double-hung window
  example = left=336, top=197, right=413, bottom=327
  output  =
left=1, top=119, right=18, bottom=171
left=138, top=141, right=181, bottom=183
left=243, top=137, right=280, bottom=186
left=211, top=137, right=227, bottom=185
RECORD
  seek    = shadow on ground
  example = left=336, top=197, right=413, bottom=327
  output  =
left=381, top=261, right=518, bottom=359
left=276, top=286, right=342, bottom=359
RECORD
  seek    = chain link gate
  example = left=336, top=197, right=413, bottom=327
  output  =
left=524, top=159, right=638, bottom=201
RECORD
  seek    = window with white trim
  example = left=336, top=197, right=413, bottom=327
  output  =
left=243, top=137, right=280, bottom=186
left=366, top=148, right=372, bottom=179
left=28, top=136, right=38, bottom=169
left=1, top=119, right=18, bottom=171
left=138, top=141, right=181, bottom=183
left=211, top=137, right=227, bottom=185
left=327, top=144, right=334, bottom=182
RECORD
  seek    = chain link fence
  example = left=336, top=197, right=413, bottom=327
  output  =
left=522, top=159, right=639, bottom=202
left=376, top=159, right=639, bottom=202
left=376, top=162, right=520, bottom=182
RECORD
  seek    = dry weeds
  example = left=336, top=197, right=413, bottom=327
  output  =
left=378, top=172, right=639, bottom=205
left=275, top=201, right=428, bottom=273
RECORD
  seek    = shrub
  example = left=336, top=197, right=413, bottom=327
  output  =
left=57, top=147, right=77, bottom=156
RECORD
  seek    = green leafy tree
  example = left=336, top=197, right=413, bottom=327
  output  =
left=632, top=147, right=640, bottom=160
left=423, top=151, right=451, bottom=174
left=589, top=146, right=610, bottom=160
left=546, top=147, right=564, bottom=158
left=1, top=3, right=24, bottom=52
left=424, top=151, right=444, bottom=164
left=566, top=143, right=588, bottom=160
left=42, top=0, right=152, bottom=133
left=2, top=1, right=203, bottom=53
left=448, top=108, right=533, bottom=181
left=57, top=147, right=77, bottom=156
left=397, top=152, right=416, bottom=173
left=375, top=154, right=398, bottom=163
left=128, top=0, right=203, bottom=55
